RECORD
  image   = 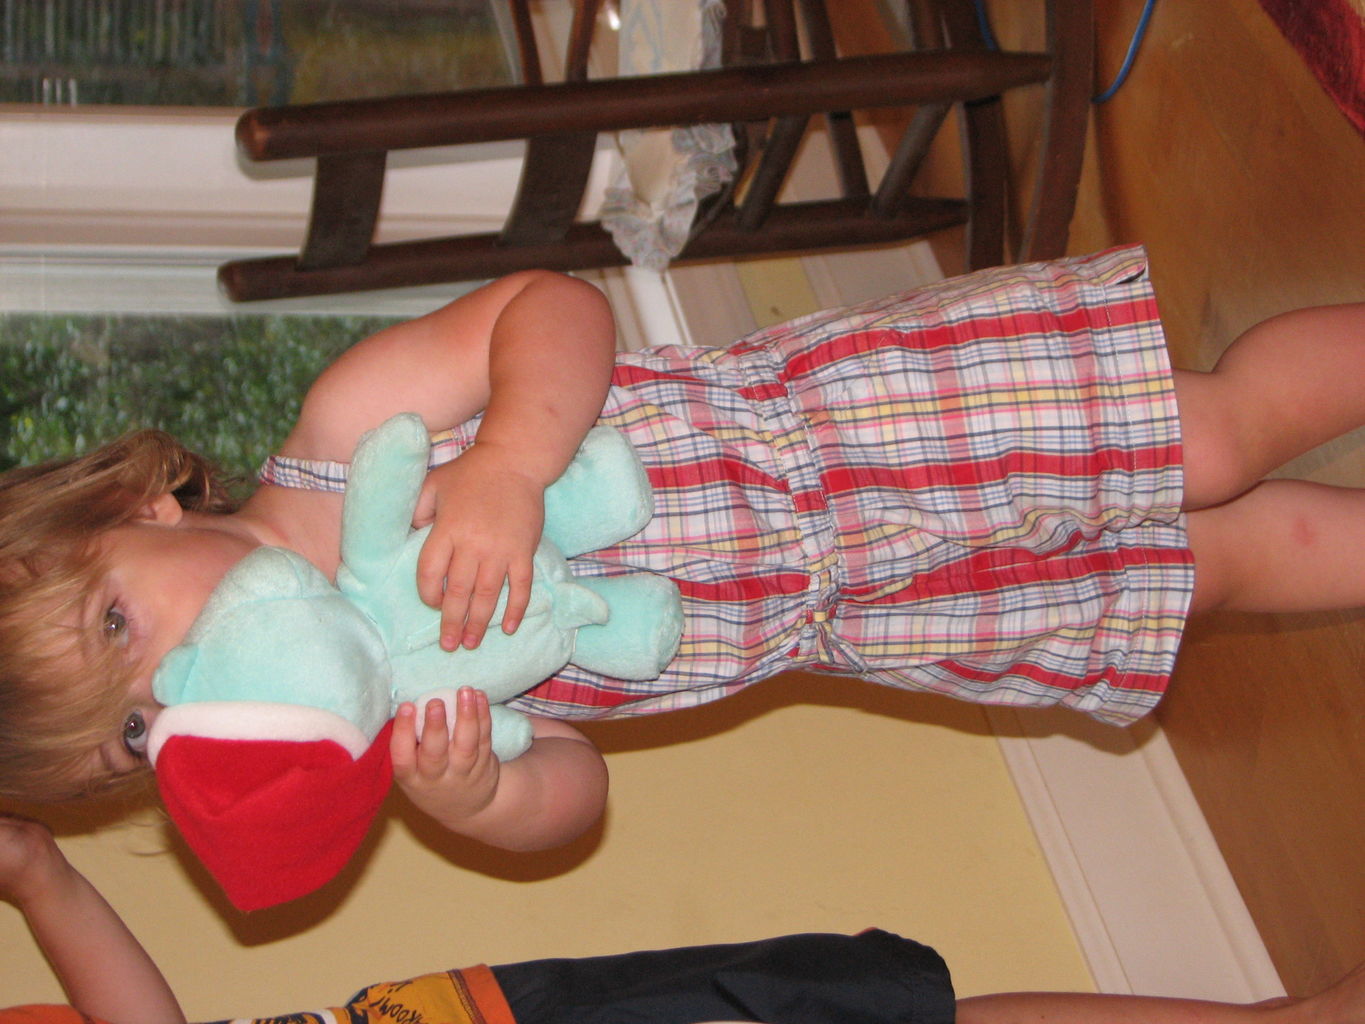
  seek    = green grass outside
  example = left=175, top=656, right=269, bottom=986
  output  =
left=0, top=313, right=398, bottom=494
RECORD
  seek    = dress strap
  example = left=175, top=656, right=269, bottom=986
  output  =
left=256, top=426, right=473, bottom=493
left=256, top=453, right=349, bottom=493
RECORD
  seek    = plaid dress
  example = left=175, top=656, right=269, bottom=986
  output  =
left=260, top=247, right=1193, bottom=725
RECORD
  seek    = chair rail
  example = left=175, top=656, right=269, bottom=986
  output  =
left=235, top=50, right=1053, bottom=160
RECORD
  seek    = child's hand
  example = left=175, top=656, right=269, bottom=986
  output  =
left=394, top=703, right=608, bottom=851
left=413, top=442, right=545, bottom=651
left=0, top=814, right=72, bottom=910
left=390, top=689, right=502, bottom=829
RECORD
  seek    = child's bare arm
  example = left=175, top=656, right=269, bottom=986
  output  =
left=389, top=690, right=608, bottom=850
left=280, top=270, right=618, bottom=650
left=0, top=816, right=185, bottom=1024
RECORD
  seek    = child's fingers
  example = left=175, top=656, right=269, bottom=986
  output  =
left=388, top=703, right=420, bottom=777
left=431, top=551, right=481, bottom=651
left=499, top=558, right=535, bottom=636
left=390, top=701, right=451, bottom=779
left=447, top=562, right=507, bottom=650
left=411, top=482, right=438, bottom=530
left=413, top=700, right=452, bottom=777
left=450, top=688, right=492, bottom=759
left=416, top=533, right=456, bottom=610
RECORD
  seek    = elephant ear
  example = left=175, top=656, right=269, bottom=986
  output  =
left=341, top=413, right=431, bottom=584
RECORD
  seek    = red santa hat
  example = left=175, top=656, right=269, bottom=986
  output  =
left=149, top=704, right=393, bottom=912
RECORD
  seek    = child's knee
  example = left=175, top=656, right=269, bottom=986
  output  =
left=1185, top=510, right=1240, bottom=613
left=1181, top=425, right=1260, bottom=512
left=1173, top=370, right=1263, bottom=509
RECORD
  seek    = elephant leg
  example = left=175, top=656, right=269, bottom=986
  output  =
left=570, top=574, right=683, bottom=680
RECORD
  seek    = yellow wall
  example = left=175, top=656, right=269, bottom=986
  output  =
left=1, top=675, right=1093, bottom=1020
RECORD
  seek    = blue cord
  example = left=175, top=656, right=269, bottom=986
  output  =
left=969, top=0, right=1158, bottom=103
left=971, top=0, right=1000, bottom=51
left=1093, top=0, right=1157, bottom=103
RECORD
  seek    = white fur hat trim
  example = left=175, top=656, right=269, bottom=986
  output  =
left=147, top=702, right=372, bottom=766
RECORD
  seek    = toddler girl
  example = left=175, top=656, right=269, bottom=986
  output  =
left=3, top=246, right=1364, bottom=852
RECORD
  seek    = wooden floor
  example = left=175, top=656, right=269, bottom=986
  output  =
left=838, top=0, right=1365, bottom=998
left=1081, top=1, right=1365, bottom=998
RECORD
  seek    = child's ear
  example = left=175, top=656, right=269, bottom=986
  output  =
left=139, top=491, right=185, bottom=525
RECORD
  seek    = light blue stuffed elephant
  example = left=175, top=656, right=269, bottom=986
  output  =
left=145, top=414, right=683, bottom=911
left=153, top=413, right=684, bottom=759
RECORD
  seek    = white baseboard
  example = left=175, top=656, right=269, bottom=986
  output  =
left=988, top=708, right=1285, bottom=1001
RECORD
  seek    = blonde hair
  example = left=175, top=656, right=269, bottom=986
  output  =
left=0, top=431, right=237, bottom=801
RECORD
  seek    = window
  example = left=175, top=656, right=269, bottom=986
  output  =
left=0, top=1, right=526, bottom=471
left=1, top=0, right=520, bottom=106
left=0, top=1, right=705, bottom=475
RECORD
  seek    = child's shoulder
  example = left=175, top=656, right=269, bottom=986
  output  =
left=239, top=482, right=344, bottom=578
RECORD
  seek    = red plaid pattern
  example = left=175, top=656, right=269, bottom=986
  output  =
left=267, top=247, right=1193, bottom=725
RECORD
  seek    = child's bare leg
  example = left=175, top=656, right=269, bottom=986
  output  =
left=958, top=960, right=1365, bottom=1024
left=958, top=991, right=1284, bottom=1024
left=1187, top=481, right=1365, bottom=613
left=1173, top=303, right=1365, bottom=510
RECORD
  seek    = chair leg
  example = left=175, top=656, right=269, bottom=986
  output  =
left=797, top=0, right=870, bottom=199
left=959, top=96, right=1009, bottom=269
left=938, top=0, right=1009, bottom=269
left=1020, top=0, right=1094, bottom=261
left=737, top=115, right=809, bottom=231
left=873, top=101, right=952, bottom=217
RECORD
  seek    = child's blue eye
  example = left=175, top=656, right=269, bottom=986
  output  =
left=102, top=606, right=128, bottom=644
left=122, top=710, right=148, bottom=756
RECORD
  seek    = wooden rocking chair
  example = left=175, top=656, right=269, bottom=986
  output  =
left=217, top=0, right=1094, bottom=302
